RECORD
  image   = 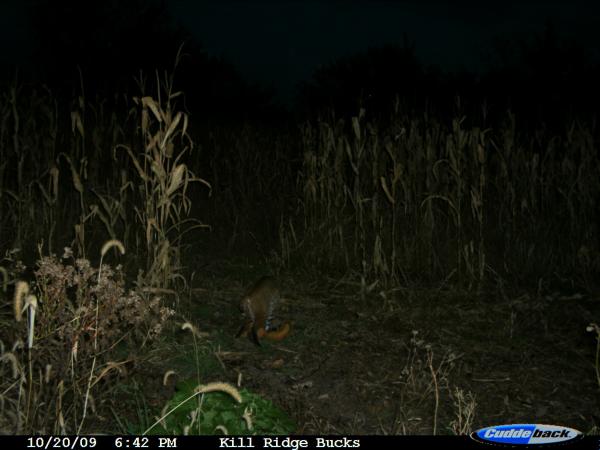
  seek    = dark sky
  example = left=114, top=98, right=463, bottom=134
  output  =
left=2, top=1, right=599, bottom=103
left=168, top=0, right=600, bottom=102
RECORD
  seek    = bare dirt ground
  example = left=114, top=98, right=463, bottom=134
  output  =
left=149, top=268, right=600, bottom=435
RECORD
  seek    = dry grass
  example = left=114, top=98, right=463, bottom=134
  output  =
left=0, top=248, right=174, bottom=433
left=0, top=54, right=211, bottom=432
left=295, top=111, right=599, bottom=292
left=0, top=58, right=598, bottom=434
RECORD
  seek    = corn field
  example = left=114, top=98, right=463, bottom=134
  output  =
left=0, top=74, right=599, bottom=432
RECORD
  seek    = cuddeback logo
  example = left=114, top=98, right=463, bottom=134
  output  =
left=471, top=424, right=583, bottom=446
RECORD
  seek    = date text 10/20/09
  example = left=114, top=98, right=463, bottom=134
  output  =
left=27, top=437, right=98, bottom=449
left=26, top=437, right=176, bottom=449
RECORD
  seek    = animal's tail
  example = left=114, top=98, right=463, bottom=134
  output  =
left=259, top=322, right=291, bottom=341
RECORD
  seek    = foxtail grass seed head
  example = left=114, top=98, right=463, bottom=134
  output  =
left=13, top=281, right=29, bottom=322
left=214, top=425, right=229, bottom=435
left=194, top=382, right=242, bottom=403
left=45, top=364, right=53, bottom=383
left=242, top=407, right=254, bottom=431
left=100, top=239, right=125, bottom=258
left=0, top=352, right=19, bottom=379
left=163, top=370, right=176, bottom=386
left=12, top=339, right=24, bottom=352
left=181, top=321, right=197, bottom=334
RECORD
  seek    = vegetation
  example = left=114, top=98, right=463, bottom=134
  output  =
left=0, top=4, right=598, bottom=435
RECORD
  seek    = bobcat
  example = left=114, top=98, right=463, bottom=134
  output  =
left=236, top=276, right=290, bottom=346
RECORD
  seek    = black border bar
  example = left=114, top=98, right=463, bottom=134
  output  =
left=2, top=435, right=597, bottom=450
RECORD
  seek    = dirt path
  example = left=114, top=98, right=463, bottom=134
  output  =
left=184, top=274, right=599, bottom=434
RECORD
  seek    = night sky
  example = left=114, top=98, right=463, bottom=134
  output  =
left=1, top=1, right=599, bottom=105
left=168, top=0, right=600, bottom=103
